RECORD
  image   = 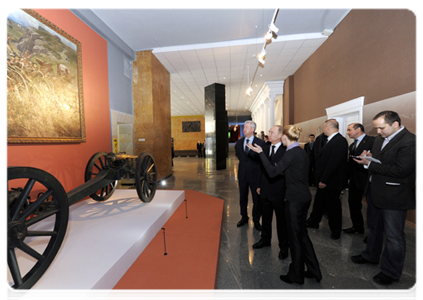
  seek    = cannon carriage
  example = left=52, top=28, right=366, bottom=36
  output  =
left=7, top=151, right=157, bottom=289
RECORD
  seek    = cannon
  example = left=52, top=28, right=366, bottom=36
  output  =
left=7, top=151, right=157, bottom=289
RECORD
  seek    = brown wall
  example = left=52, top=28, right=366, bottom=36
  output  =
left=286, top=9, right=416, bottom=224
left=132, top=50, right=172, bottom=180
left=171, top=116, right=205, bottom=151
left=289, top=9, right=416, bottom=124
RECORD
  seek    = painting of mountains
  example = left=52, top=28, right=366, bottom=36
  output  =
left=7, top=9, right=85, bottom=143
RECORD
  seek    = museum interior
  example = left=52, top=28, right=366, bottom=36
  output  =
left=6, top=7, right=417, bottom=299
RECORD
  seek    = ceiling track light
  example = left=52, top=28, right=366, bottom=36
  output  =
left=269, top=22, right=279, bottom=34
left=246, top=86, right=253, bottom=96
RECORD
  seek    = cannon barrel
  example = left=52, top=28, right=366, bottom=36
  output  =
left=107, top=152, right=138, bottom=162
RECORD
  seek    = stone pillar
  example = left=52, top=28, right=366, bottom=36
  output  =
left=205, top=83, right=227, bottom=170
left=132, top=50, right=172, bottom=180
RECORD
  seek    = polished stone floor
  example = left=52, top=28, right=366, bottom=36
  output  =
left=153, top=146, right=416, bottom=292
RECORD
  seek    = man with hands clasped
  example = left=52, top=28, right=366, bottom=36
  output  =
left=351, top=111, right=415, bottom=285
left=253, top=125, right=289, bottom=260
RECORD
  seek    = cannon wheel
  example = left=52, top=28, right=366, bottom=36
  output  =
left=135, top=152, right=157, bottom=203
left=7, top=167, right=69, bottom=289
left=84, top=152, right=117, bottom=201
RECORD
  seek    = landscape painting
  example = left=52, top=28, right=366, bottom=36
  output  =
left=7, top=9, right=85, bottom=143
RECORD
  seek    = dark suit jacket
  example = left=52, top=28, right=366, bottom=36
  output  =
left=314, top=132, right=348, bottom=190
left=348, top=135, right=375, bottom=190
left=313, top=133, right=327, bottom=161
left=304, top=142, right=315, bottom=164
left=235, top=136, right=266, bottom=183
left=258, top=146, right=311, bottom=203
left=368, top=128, right=416, bottom=210
left=259, top=144, right=286, bottom=200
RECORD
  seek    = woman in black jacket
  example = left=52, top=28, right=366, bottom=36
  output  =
left=247, top=125, right=322, bottom=285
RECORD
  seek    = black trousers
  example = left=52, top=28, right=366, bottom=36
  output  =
left=239, top=180, right=261, bottom=223
left=286, top=200, right=321, bottom=282
left=260, top=196, right=289, bottom=250
left=308, top=187, right=342, bottom=235
left=347, top=185, right=365, bottom=230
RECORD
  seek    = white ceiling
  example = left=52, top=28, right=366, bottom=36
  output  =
left=89, top=9, right=350, bottom=117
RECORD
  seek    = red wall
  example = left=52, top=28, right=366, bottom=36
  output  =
left=7, top=9, right=111, bottom=193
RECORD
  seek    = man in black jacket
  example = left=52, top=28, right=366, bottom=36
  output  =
left=306, top=119, right=348, bottom=240
left=304, top=134, right=316, bottom=186
left=253, top=125, right=289, bottom=259
left=343, top=123, right=375, bottom=235
left=235, top=121, right=266, bottom=230
left=351, top=111, right=415, bottom=285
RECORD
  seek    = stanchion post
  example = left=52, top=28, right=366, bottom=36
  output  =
left=161, top=227, right=168, bottom=255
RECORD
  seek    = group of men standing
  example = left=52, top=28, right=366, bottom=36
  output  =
left=196, top=140, right=206, bottom=158
left=234, top=110, right=415, bottom=285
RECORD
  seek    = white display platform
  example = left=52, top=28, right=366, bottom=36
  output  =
left=9, top=189, right=185, bottom=289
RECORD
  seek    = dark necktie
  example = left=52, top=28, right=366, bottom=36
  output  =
left=310, top=143, right=313, bottom=150
left=269, top=145, right=275, bottom=161
left=352, top=139, right=358, bottom=154
left=245, top=139, right=249, bottom=153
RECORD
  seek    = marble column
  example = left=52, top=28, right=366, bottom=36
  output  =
left=205, top=83, right=227, bottom=170
left=132, top=50, right=172, bottom=180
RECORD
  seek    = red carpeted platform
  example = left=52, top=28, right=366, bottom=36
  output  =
left=113, top=190, right=224, bottom=289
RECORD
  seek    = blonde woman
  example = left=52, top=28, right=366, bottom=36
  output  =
left=247, top=125, right=322, bottom=285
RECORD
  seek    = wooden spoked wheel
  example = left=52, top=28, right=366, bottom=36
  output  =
left=84, top=152, right=117, bottom=201
left=135, top=152, right=157, bottom=203
left=7, top=167, right=69, bottom=289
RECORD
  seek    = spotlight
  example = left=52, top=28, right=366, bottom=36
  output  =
left=269, top=23, right=279, bottom=34
left=161, top=180, right=166, bottom=186
left=264, top=31, right=273, bottom=44
left=246, top=86, right=253, bottom=96
left=257, top=49, right=266, bottom=60
left=258, top=58, right=265, bottom=68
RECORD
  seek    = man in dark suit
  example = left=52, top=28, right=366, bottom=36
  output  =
left=343, top=123, right=375, bottom=234
left=306, top=119, right=348, bottom=239
left=235, top=120, right=266, bottom=230
left=196, top=141, right=203, bottom=158
left=253, top=125, right=289, bottom=260
left=304, top=134, right=316, bottom=186
left=351, top=111, right=415, bottom=285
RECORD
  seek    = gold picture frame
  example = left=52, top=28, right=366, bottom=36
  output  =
left=7, top=9, right=86, bottom=143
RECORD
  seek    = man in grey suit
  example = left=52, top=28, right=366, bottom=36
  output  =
left=351, top=111, right=415, bottom=285
left=235, top=121, right=266, bottom=230
left=343, top=123, right=375, bottom=234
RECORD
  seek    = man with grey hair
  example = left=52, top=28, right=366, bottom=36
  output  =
left=235, top=120, right=265, bottom=230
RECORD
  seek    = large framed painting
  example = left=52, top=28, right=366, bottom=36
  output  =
left=7, top=9, right=86, bottom=143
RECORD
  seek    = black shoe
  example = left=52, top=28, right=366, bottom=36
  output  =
left=304, top=271, right=322, bottom=283
left=237, top=217, right=249, bottom=227
left=343, top=227, right=364, bottom=234
left=278, top=249, right=289, bottom=259
left=279, top=274, right=303, bottom=285
left=306, top=221, right=319, bottom=229
left=330, top=232, right=340, bottom=240
left=252, top=239, right=270, bottom=249
left=254, top=221, right=262, bottom=231
left=373, top=272, right=398, bottom=285
left=350, top=254, right=378, bottom=265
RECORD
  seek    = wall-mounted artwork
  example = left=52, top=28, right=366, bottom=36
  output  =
left=7, top=9, right=85, bottom=143
left=182, top=121, right=201, bottom=132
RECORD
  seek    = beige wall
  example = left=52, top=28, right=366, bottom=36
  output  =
left=171, top=115, right=205, bottom=151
